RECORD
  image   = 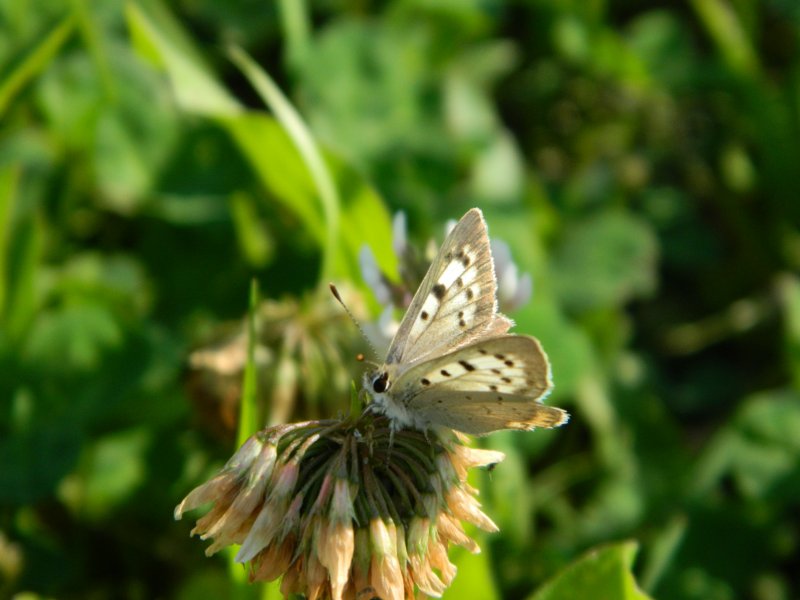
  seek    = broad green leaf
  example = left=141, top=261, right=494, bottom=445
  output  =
left=553, top=211, right=658, bottom=312
left=59, top=428, right=150, bottom=520
left=690, top=388, right=800, bottom=501
left=529, top=541, right=652, bottom=600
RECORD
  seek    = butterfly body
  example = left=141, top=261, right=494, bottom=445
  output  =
left=365, top=208, right=568, bottom=436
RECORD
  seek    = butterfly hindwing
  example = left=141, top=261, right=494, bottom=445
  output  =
left=387, top=335, right=565, bottom=434
left=406, top=392, right=568, bottom=436
left=385, top=209, right=510, bottom=368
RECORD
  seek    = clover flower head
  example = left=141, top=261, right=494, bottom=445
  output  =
left=176, top=415, right=504, bottom=599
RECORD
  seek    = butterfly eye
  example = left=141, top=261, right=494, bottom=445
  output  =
left=372, top=372, right=390, bottom=393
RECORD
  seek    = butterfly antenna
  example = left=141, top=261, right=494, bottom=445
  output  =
left=329, top=283, right=381, bottom=362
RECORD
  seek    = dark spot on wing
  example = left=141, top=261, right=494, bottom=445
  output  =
left=421, top=378, right=430, bottom=386
left=504, top=360, right=514, bottom=367
left=489, top=385, right=498, bottom=391
left=494, top=353, right=505, bottom=360
left=497, top=396, right=503, bottom=402
left=458, top=360, right=475, bottom=371
left=441, top=369, right=451, bottom=377
left=501, top=377, right=511, bottom=384
left=456, top=277, right=464, bottom=288
left=491, top=368, right=500, bottom=375
left=478, top=349, right=487, bottom=355
left=459, top=319, right=467, bottom=327
left=437, top=399, right=443, bottom=404
left=465, top=395, right=472, bottom=400
left=458, top=311, right=464, bottom=317
left=433, top=284, right=446, bottom=300
left=461, top=255, right=471, bottom=267
left=466, top=288, right=474, bottom=300
left=445, top=252, right=452, bottom=261
left=421, top=311, right=429, bottom=320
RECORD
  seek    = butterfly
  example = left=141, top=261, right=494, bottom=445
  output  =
left=364, top=208, right=569, bottom=435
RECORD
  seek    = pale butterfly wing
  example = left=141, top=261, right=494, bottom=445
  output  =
left=385, top=208, right=511, bottom=369
left=389, top=335, right=568, bottom=435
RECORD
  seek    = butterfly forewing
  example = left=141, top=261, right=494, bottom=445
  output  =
left=385, top=209, right=510, bottom=369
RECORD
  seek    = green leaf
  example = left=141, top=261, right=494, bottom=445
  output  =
left=125, top=2, right=395, bottom=284
left=61, top=428, right=150, bottom=520
left=125, top=0, right=240, bottom=116
left=553, top=211, right=659, bottom=312
left=690, top=388, right=800, bottom=501
left=529, top=541, right=653, bottom=600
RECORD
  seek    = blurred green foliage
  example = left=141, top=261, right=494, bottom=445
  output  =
left=1, top=0, right=800, bottom=599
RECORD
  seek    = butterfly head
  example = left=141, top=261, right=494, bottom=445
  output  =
left=365, top=369, right=391, bottom=395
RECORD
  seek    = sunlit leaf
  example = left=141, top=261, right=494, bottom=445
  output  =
left=529, top=541, right=652, bottom=600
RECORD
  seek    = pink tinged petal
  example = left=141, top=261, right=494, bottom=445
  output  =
left=330, top=479, right=356, bottom=524
left=409, top=553, right=445, bottom=597
left=306, top=552, right=329, bottom=600
left=200, top=444, right=278, bottom=548
left=369, top=520, right=404, bottom=600
left=370, top=553, right=404, bottom=600
left=309, top=474, right=334, bottom=514
left=446, top=488, right=498, bottom=533
left=317, top=520, right=355, bottom=600
left=280, top=558, right=305, bottom=597
left=249, top=535, right=295, bottom=582
left=428, top=541, right=457, bottom=586
left=453, top=446, right=506, bottom=470
left=235, top=486, right=303, bottom=563
left=175, top=433, right=271, bottom=520
left=407, top=517, right=431, bottom=557
left=174, top=472, right=237, bottom=520
left=436, top=513, right=479, bottom=554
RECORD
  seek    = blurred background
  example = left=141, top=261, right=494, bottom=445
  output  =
left=2, top=1, right=800, bottom=599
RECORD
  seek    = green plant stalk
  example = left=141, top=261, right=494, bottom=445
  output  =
left=689, top=0, right=759, bottom=76
left=277, top=0, right=310, bottom=72
left=0, top=166, right=19, bottom=320
left=226, top=279, right=262, bottom=599
left=227, top=45, right=341, bottom=288
left=70, top=0, right=115, bottom=101
left=0, top=15, right=76, bottom=117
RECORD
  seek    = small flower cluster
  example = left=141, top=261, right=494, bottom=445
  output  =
left=175, top=414, right=504, bottom=599
left=185, top=287, right=365, bottom=438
